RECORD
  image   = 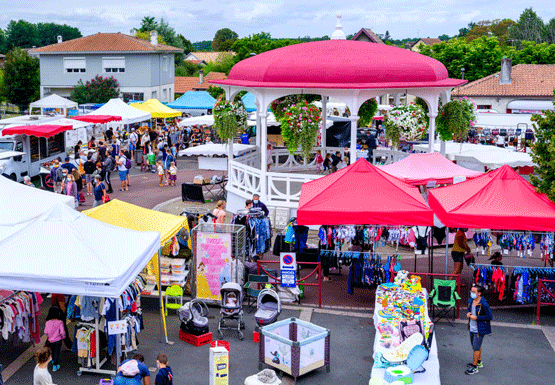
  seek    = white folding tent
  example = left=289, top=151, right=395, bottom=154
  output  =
left=88, top=98, right=151, bottom=125
left=178, top=114, right=215, bottom=127
left=0, top=203, right=160, bottom=296
left=178, top=143, right=256, bottom=170
left=0, top=176, right=74, bottom=225
left=29, top=94, right=78, bottom=115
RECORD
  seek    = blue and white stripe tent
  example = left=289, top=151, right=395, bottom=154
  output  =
left=167, top=91, right=216, bottom=110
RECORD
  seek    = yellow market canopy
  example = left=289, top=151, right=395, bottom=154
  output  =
left=130, top=99, right=182, bottom=119
left=83, top=199, right=188, bottom=246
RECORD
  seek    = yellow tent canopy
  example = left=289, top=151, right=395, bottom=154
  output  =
left=130, top=99, right=182, bottom=119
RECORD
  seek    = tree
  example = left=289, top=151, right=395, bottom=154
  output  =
left=70, top=75, right=120, bottom=104
left=231, top=33, right=300, bottom=62
left=192, top=40, right=212, bottom=51
left=4, top=20, right=39, bottom=49
left=510, top=8, right=545, bottom=45
left=545, top=18, right=555, bottom=44
left=358, top=98, right=378, bottom=127
left=0, top=48, right=40, bottom=110
left=207, top=86, right=225, bottom=99
left=465, top=19, right=515, bottom=46
left=178, top=35, right=193, bottom=55
left=383, top=31, right=391, bottom=43
left=139, top=16, right=158, bottom=32
left=36, top=23, right=82, bottom=46
left=438, top=34, right=451, bottom=41
left=202, top=52, right=236, bottom=75
left=212, top=28, right=238, bottom=51
left=175, top=61, right=201, bottom=76
left=530, top=96, right=555, bottom=202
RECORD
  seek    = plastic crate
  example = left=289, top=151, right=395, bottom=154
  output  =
left=179, top=330, right=213, bottom=346
left=210, top=340, right=230, bottom=352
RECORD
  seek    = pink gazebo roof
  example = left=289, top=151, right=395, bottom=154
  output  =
left=378, top=152, right=484, bottom=186
left=211, top=40, right=467, bottom=90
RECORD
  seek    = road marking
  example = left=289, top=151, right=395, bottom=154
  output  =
left=541, top=326, right=555, bottom=352
left=299, top=307, right=313, bottom=322
left=2, top=335, right=46, bottom=382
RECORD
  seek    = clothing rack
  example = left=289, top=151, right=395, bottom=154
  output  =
left=471, top=263, right=555, bottom=271
left=0, top=291, right=18, bottom=305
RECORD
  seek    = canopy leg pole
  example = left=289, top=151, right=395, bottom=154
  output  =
left=430, top=231, right=434, bottom=273
left=158, top=247, right=166, bottom=344
left=414, top=251, right=417, bottom=272
left=116, top=302, right=121, bottom=368
left=445, top=227, right=449, bottom=274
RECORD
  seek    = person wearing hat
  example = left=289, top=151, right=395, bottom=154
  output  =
left=252, top=194, right=269, bottom=216
left=61, top=157, right=77, bottom=173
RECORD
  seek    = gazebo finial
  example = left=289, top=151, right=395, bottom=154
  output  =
left=331, top=11, right=346, bottom=40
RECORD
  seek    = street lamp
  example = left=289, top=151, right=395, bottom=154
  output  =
left=461, top=67, right=465, bottom=80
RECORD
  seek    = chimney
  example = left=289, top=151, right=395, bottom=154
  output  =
left=150, top=30, right=158, bottom=46
left=57, top=35, right=62, bottom=44
left=198, top=69, right=204, bottom=84
left=500, top=57, right=512, bottom=85
left=130, top=28, right=136, bottom=35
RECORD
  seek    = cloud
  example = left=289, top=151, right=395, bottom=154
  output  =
left=460, top=10, right=481, bottom=23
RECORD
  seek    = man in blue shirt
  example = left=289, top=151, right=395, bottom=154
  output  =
left=252, top=194, right=269, bottom=216
left=61, top=157, right=77, bottom=173
left=114, top=354, right=151, bottom=385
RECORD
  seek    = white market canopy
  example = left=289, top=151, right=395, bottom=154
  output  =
left=0, top=176, right=74, bottom=225
left=414, top=141, right=535, bottom=169
left=30, top=94, right=78, bottom=111
left=475, top=113, right=534, bottom=130
left=0, top=203, right=160, bottom=297
left=178, top=143, right=256, bottom=157
left=87, top=98, right=151, bottom=125
left=178, top=115, right=215, bottom=127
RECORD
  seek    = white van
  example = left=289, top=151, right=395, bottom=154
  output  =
left=0, top=131, right=67, bottom=185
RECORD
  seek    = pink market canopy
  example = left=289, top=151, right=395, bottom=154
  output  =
left=378, top=152, right=484, bottom=186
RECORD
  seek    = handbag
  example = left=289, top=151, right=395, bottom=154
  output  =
left=102, top=194, right=111, bottom=203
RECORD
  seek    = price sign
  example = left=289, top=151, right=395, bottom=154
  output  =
left=107, top=320, right=127, bottom=335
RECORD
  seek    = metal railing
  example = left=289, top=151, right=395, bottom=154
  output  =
left=536, top=279, right=555, bottom=325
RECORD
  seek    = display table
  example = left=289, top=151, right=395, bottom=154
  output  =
left=370, top=285, right=441, bottom=385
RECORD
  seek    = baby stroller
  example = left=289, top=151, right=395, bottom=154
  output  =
left=217, top=282, right=245, bottom=340
left=254, top=289, right=281, bottom=327
left=179, top=299, right=210, bottom=336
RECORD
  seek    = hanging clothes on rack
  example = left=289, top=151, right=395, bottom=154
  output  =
left=0, top=291, right=43, bottom=345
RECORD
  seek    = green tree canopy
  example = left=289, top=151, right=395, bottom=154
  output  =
left=139, top=16, right=158, bottom=32
left=36, top=23, right=82, bottom=46
left=212, top=28, right=238, bottom=51
left=192, top=40, right=212, bottom=51
left=70, top=75, right=120, bottom=104
left=465, top=19, right=515, bottom=46
left=530, top=95, right=555, bottom=202
left=178, top=34, right=193, bottom=55
left=5, top=20, right=39, bottom=49
left=231, top=33, right=300, bottom=62
left=510, top=8, right=545, bottom=45
left=0, top=47, right=40, bottom=110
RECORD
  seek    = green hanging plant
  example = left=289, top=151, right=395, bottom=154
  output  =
left=213, top=97, right=248, bottom=142
left=280, top=101, right=322, bottom=160
left=436, top=97, right=476, bottom=142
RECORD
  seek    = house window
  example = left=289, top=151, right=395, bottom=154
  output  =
left=477, top=105, right=492, bottom=110
left=122, top=93, right=144, bottom=102
left=162, top=88, right=167, bottom=101
left=64, top=57, right=86, bottom=73
left=162, top=56, right=168, bottom=72
left=152, top=90, right=157, bottom=99
left=102, top=57, right=125, bottom=73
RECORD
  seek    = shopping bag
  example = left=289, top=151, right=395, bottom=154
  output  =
left=102, top=194, right=111, bottom=203
left=79, top=191, right=86, bottom=203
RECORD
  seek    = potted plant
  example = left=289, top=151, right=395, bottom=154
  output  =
left=213, top=97, right=248, bottom=142
left=384, top=103, right=428, bottom=148
left=436, top=97, right=476, bottom=142
left=280, top=101, right=322, bottom=160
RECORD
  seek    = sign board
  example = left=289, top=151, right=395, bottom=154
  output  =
left=107, top=320, right=127, bottom=335
left=209, top=346, right=229, bottom=385
left=280, top=252, right=297, bottom=288
left=196, top=232, right=232, bottom=301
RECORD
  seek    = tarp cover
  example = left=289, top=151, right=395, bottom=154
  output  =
left=242, top=92, right=257, bottom=112
left=2, top=124, right=73, bottom=138
left=88, top=98, right=151, bottom=125
left=73, top=115, right=122, bottom=124
left=429, top=165, right=555, bottom=231
left=0, top=176, right=74, bottom=224
left=131, top=99, right=181, bottom=118
left=30, top=94, right=77, bottom=110
left=297, top=158, right=434, bottom=226
left=177, top=115, right=214, bottom=127
left=178, top=143, right=255, bottom=157
left=378, top=152, right=483, bottom=186
left=168, top=91, right=215, bottom=110
left=0, top=203, right=160, bottom=297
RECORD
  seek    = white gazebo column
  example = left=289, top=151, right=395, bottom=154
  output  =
left=349, top=115, right=359, bottom=164
left=259, top=111, right=269, bottom=201
left=394, top=93, right=401, bottom=106
left=255, top=100, right=262, bottom=148
left=428, top=112, right=438, bottom=153
left=321, top=95, right=327, bottom=155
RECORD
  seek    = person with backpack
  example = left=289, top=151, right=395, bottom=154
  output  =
left=125, top=150, right=132, bottom=188
left=50, top=160, right=64, bottom=194
left=114, top=354, right=151, bottom=385
left=116, top=149, right=129, bottom=191
left=83, top=154, right=96, bottom=196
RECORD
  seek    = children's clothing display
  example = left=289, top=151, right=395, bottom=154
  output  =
left=0, top=291, right=43, bottom=344
left=232, top=209, right=272, bottom=258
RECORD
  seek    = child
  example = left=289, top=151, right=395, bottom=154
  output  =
left=168, top=161, right=177, bottom=186
left=223, top=292, right=238, bottom=315
left=157, top=161, right=166, bottom=186
left=315, top=150, right=324, bottom=173
left=147, top=150, right=157, bottom=173
left=155, top=353, right=173, bottom=385
left=323, top=153, right=332, bottom=174
left=44, top=307, right=66, bottom=372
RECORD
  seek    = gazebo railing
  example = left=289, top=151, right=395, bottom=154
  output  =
left=228, top=160, right=262, bottom=197
left=267, top=171, right=320, bottom=207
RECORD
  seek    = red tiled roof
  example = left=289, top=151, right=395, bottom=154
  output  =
left=175, top=72, right=227, bottom=94
left=418, top=38, right=441, bottom=46
left=352, top=28, right=384, bottom=44
left=185, top=52, right=235, bottom=63
left=452, top=64, right=555, bottom=97
left=31, top=33, right=183, bottom=53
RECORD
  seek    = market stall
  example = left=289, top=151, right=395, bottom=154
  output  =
left=378, top=152, right=483, bottom=186
left=178, top=143, right=256, bottom=170
left=29, top=94, right=78, bottom=116
left=130, top=98, right=182, bottom=119
left=178, top=115, right=215, bottom=127
left=72, top=115, right=122, bottom=124
left=167, top=91, right=215, bottom=111
left=87, top=98, right=151, bottom=125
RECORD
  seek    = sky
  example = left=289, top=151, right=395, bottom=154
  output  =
left=1, top=0, right=555, bottom=42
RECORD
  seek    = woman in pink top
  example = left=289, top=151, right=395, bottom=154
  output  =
left=212, top=200, right=227, bottom=224
left=44, top=307, right=66, bottom=372
left=64, top=174, right=78, bottom=209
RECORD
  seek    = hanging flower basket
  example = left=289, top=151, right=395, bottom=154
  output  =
left=385, top=103, right=428, bottom=147
left=213, top=97, right=248, bottom=142
left=280, top=101, right=322, bottom=160
left=436, top=97, right=476, bottom=142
